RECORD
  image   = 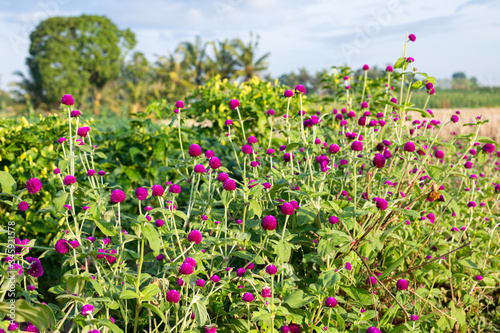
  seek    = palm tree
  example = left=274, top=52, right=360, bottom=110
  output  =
left=232, top=34, right=270, bottom=81
left=206, top=39, right=238, bottom=80
left=176, top=36, right=208, bottom=86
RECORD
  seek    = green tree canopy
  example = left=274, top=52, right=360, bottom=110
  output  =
left=19, top=15, right=136, bottom=108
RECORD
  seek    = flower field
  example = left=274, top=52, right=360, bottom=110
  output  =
left=0, top=34, right=499, bottom=333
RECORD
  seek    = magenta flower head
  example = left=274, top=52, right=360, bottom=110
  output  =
left=53, top=167, right=61, bottom=175
left=373, top=154, right=386, bottom=168
left=175, top=101, right=185, bottom=108
left=18, top=201, right=29, bottom=211
left=294, top=85, right=306, bottom=94
left=483, top=143, right=496, bottom=153
left=26, top=178, right=42, bottom=194
left=324, top=297, right=337, bottom=308
left=386, top=65, right=393, bottom=72
left=451, top=115, right=459, bottom=123
left=63, top=175, right=76, bottom=186
left=435, top=150, right=444, bottom=159
left=77, top=126, right=90, bottom=137
left=70, top=110, right=81, bottom=117
left=217, top=172, right=229, bottom=182
left=363, top=64, right=370, bottom=71
left=283, top=152, right=294, bottom=162
left=267, top=109, right=275, bottom=116
left=110, top=189, right=126, bottom=203
left=266, top=265, right=278, bottom=275
left=329, top=144, right=340, bottom=154
left=361, top=101, right=369, bottom=109
left=26, top=257, right=44, bottom=278
left=225, top=119, right=233, bottom=126
left=475, top=275, right=483, bottom=281
left=229, top=99, right=240, bottom=109
left=375, top=198, right=388, bottom=211
left=61, top=94, right=74, bottom=106
left=242, top=292, right=255, bottom=302
left=403, top=141, right=416, bottom=152
left=87, top=169, right=96, bottom=177
left=467, top=201, right=476, bottom=208
left=184, top=257, right=197, bottom=267
left=166, top=290, right=180, bottom=303
left=205, top=150, right=214, bottom=158
left=411, top=315, right=419, bottom=321
left=189, top=144, right=202, bottom=157
left=223, top=179, right=236, bottom=191
left=266, top=148, right=275, bottom=155
left=408, top=33, right=416, bottom=42
left=196, top=279, right=206, bottom=287
left=241, top=144, right=253, bottom=154
left=55, top=239, right=70, bottom=254
left=152, top=184, right=164, bottom=197
left=237, top=267, right=246, bottom=277
left=281, top=326, right=291, bottom=333
left=367, top=327, right=381, bottom=333
left=155, top=219, right=165, bottom=227
left=281, top=202, right=294, bottom=215
left=248, top=135, right=258, bottom=144
left=329, top=216, right=339, bottom=224
left=351, top=141, right=363, bottom=152
left=8, top=263, right=23, bottom=275
left=179, top=262, right=195, bottom=275
left=284, top=90, right=294, bottom=98
left=81, top=304, right=94, bottom=316
left=396, top=279, right=408, bottom=290
left=136, top=187, right=148, bottom=200
left=464, top=161, right=473, bottom=169
left=188, top=230, right=202, bottom=244
left=210, top=275, right=221, bottom=283
left=169, top=184, right=182, bottom=194
left=194, top=164, right=206, bottom=174
left=262, top=215, right=277, bottom=231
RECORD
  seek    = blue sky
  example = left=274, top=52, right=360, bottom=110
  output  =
left=1, top=0, right=499, bottom=90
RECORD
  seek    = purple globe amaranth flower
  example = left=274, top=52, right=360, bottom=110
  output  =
left=194, top=164, right=206, bottom=173
left=18, top=201, right=29, bottom=211
left=351, top=140, right=363, bottom=152
left=483, top=143, right=496, bottom=153
left=175, top=100, right=185, bottom=108
left=267, top=109, right=275, bottom=116
left=373, top=154, right=386, bottom=168
left=87, top=169, right=96, bottom=177
left=247, top=135, right=258, bottom=144
left=266, top=148, right=275, bottom=155
left=262, top=215, right=277, bottom=231
left=329, top=144, right=340, bottom=154
left=435, top=150, right=444, bottom=159
left=136, top=187, right=148, bottom=200
left=69, top=240, right=80, bottom=248
left=169, top=184, right=182, bottom=194
left=467, top=201, right=476, bottom=208
left=26, top=178, right=42, bottom=194
left=294, top=85, right=306, bottom=94
left=179, top=263, right=194, bottom=275
left=77, top=126, right=90, bottom=137
left=464, top=161, right=473, bottom=169
left=8, top=263, right=23, bottom=275
left=166, top=290, right=180, bottom=303
left=361, top=101, right=369, bottom=109
left=475, top=275, right=483, bottom=281
left=188, top=230, right=202, bottom=244
left=403, top=141, right=416, bottom=152
left=281, top=202, right=294, bottom=215
left=217, top=172, right=229, bottom=182
left=411, top=315, right=419, bottom=321
left=110, top=189, right=126, bottom=203
left=223, top=179, right=236, bottom=191
left=329, top=216, right=339, bottom=224
left=225, top=119, right=233, bottom=126
left=204, top=150, right=214, bottom=159
left=63, top=175, right=76, bottom=186
left=375, top=198, right=388, bottom=211
left=284, top=90, right=294, bottom=97
left=183, top=257, right=197, bottom=268
left=281, top=326, right=291, bottom=333
left=229, top=99, right=240, bottom=109
left=396, top=279, right=408, bottom=290
left=363, top=64, right=370, bottom=71
left=358, top=116, right=367, bottom=126
left=155, top=219, right=165, bottom=227
left=386, top=65, right=393, bottom=72
left=451, top=115, right=459, bottom=123
left=283, top=152, right=294, bottom=162
left=55, top=239, right=70, bottom=254
left=324, top=297, right=337, bottom=308
left=209, top=157, right=221, bottom=170
left=61, top=94, right=74, bottom=105
left=406, top=57, right=414, bottom=63
left=189, top=144, right=202, bottom=157
left=408, top=33, right=416, bottom=42
left=266, top=265, right=278, bottom=275
left=242, top=292, right=255, bottom=302
left=236, top=267, right=246, bottom=277
left=241, top=144, right=253, bottom=154
left=366, top=327, right=381, bottom=333
left=261, top=287, right=272, bottom=298
left=70, top=110, right=81, bottom=117
left=345, top=262, right=352, bottom=271
left=81, top=304, right=94, bottom=316
left=196, top=279, right=206, bottom=287
left=210, top=275, right=220, bottom=283
left=152, top=184, right=164, bottom=196
left=26, top=257, right=44, bottom=278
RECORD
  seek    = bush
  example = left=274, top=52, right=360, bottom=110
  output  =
left=0, top=34, right=499, bottom=333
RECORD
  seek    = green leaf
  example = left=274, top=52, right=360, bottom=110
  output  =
left=120, top=290, right=140, bottom=299
left=394, top=57, right=405, bottom=69
left=233, top=250, right=265, bottom=264
left=320, top=270, right=340, bottom=289
left=192, top=296, right=209, bottom=326
left=411, top=81, right=423, bottom=89
left=275, top=240, right=292, bottom=263
left=286, top=142, right=301, bottom=152
left=248, top=200, right=262, bottom=219
left=143, top=223, right=162, bottom=254
left=141, top=284, right=160, bottom=301
left=95, top=219, right=117, bottom=237
left=427, top=165, right=443, bottom=181
left=0, top=299, right=55, bottom=330
left=285, top=290, right=315, bottom=308
left=339, top=285, right=373, bottom=305
left=379, top=248, right=413, bottom=280
left=476, top=136, right=498, bottom=145
left=318, top=239, right=334, bottom=259
left=54, top=192, right=69, bottom=212
left=141, top=303, right=168, bottom=325
left=97, top=319, right=124, bottom=333
left=0, top=171, right=16, bottom=194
